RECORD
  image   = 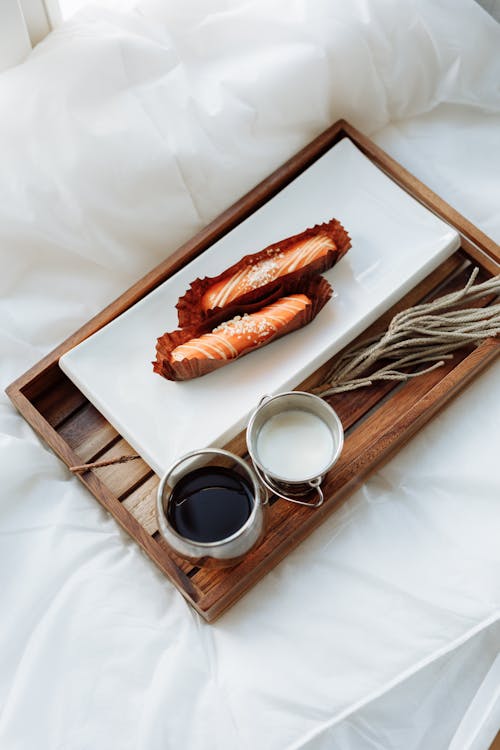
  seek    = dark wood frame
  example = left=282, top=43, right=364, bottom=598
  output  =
left=6, top=120, right=499, bottom=621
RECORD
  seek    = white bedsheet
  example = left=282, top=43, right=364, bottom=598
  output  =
left=0, top=1, right=499, bottom=748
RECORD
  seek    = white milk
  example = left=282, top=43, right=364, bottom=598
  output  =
left=256, top=409, right=334, bottom=481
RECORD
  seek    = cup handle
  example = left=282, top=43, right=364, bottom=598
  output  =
left=257, top=394, right=271, bottom=408
left=252, top=464, right=324, bottom=508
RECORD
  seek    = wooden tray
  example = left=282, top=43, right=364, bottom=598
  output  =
left=6, top=121, right=499, bottom=622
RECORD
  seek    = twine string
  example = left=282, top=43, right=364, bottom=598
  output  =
left=316, top=269, right=500, bottom=398
left=70, top=454, right=141, bottom=474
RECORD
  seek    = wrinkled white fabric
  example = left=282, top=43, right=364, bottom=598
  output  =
left=0, top=1, right=499, bottom=749
left=303, top=622, right=500, bottom=750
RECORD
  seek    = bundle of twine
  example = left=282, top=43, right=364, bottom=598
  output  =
left=315, top=268, right=500, bottom=398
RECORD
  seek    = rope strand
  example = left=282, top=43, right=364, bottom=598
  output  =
left=316, top=269, right=499, bottom=397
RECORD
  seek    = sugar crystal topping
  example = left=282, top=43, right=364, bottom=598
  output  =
left=213, top=313, right=274, bottom=340
left=241, top=256, right=281, bottom=292
left=171, top=294, right=310, bottom=363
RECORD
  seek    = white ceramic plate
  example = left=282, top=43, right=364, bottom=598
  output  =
left=59, top=138, right=460, bottom=476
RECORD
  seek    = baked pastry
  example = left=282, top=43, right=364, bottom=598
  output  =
left=154, top=275, right=332, bottom=381
left=176, top=218, right=350, bottom=328
left=173, top=295, right=309, bottom=362
left=154, top=217, right=350, bottom=382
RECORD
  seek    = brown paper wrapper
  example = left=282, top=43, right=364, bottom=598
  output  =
left=176, top=218, right=350, bottom=328
left=154, top=276, right=332, bottom=381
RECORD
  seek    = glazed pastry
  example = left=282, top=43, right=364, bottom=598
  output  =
left=201, top=236, right=333, bottom=312
left=176, top=218, right=350, bottom=328
left=154, top=275, right=332, bottom=381
left=172, top=295, right=310, bottom=362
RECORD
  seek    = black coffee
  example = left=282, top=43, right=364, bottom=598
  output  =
left=167, top=466, right=254, bottom=543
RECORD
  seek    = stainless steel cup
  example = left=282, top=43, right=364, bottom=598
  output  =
left=156, top=448, right=266, bottom=567
left=246, top=391, right=344, bottom=507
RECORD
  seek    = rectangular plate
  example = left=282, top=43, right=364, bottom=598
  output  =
left=59, top=138, right=459, bottom=475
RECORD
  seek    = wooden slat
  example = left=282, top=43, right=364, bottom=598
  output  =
left=58, top=402, right=118, bottom=462
left=33, top=376, right=87, bottom=428
left=122, top=474, right=159, bottom=534
left=153, top=532, right=201, bottom=576
left=93, top=439, right=153, bottom=499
